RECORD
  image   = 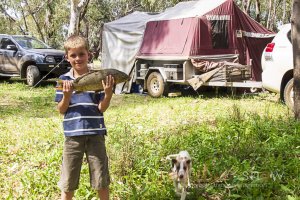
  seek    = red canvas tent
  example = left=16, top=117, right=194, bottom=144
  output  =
left=137, top=0, right=275, bottom=81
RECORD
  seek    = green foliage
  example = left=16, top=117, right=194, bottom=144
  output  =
left=0, top=0, right=294, bottom=54
left=0, top=79, right=299, bottom=199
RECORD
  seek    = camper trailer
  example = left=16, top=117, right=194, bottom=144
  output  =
left=102, top=0, right=275, bottom=97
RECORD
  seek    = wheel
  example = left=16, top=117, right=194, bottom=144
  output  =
left=146, top=71, right=168, bottom=97
left=283, top=78, right=294, bottom=111
left=26, top=65, right=41, bottom=86
left=250, top=87, right=258, bottom=93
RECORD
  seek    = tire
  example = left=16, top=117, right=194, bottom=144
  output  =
left=26, top=65, right=41, bottom=87
left=283, top=78, right=294, bottom=111
left=146, top=71, right=168, bottom=97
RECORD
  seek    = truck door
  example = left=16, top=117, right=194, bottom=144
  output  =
left=0, top=38, right=19, bottom=74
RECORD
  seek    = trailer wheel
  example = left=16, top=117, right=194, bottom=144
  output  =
left=283, top=78, right=294, bottom=111
left=146, top=71, right=168, bottom=97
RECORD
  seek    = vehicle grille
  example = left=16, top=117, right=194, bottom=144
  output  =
left=53, top=55, right=70, bottom=65
left=53, top=56, right=64, bottom=63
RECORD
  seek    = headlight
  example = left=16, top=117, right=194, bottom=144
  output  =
left=45, top=56, right=55, bottom=63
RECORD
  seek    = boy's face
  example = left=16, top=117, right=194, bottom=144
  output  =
left=66, top=47, right=89, bottom=72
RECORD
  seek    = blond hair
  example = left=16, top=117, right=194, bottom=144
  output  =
left=64, top=35, right=89, bottom=54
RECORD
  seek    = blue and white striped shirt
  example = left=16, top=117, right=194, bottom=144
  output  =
left=55, top=70, right=106, bottom=136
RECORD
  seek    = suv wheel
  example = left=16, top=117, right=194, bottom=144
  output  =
left=26, top=65, right=41, bottom=86
left=283, top=78, right=294, bottom=111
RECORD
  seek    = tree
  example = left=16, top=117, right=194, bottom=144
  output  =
left=255, top=0, right=261, bottom=22
left=68, top=0, right=89, bottom=36
left=0, top=0, right=294, bottom=54
left=292, top=0, right=300, bottom=119
left=23, top=0, right=47, bottom=41
left=246, top=0, right=252, bottom=15
left=0, top=0, right=25, bottom=34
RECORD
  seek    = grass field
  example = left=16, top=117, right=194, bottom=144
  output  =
left=0, top=78, right=299, bottom=199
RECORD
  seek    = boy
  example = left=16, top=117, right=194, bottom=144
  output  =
left=55, top=35, right=114, bottom=200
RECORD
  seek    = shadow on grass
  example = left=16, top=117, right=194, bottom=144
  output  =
left=133, top=85, right=264, bottom=100
left=178, top=85, right=264, bottom=99
left=0, top=77, right=57, bottom=88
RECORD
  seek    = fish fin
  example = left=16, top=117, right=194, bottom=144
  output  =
left=74, top=71, right=95, bottom=82
left=56, top=80, right=63, bottom=90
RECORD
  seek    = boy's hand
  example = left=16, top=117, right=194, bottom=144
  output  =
left=102, top=75, right=115, bottom=96
left=62, top=80, right=73, bottom=98
left=99, top=75, right=114, bottom=112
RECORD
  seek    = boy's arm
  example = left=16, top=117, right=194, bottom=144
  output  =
left=57, top=80, right=73, bottom=114
left=98, top=75, right=114, bottom=113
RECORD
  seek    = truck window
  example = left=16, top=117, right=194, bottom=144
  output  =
left=13, top=36, right=50, bottom=49
left=210, top=20, right=229, bottom=49
left=0, top=38, right=15, bottom=49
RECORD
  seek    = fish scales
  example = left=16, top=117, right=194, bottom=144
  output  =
left=56, top=68, right=130, bottom=92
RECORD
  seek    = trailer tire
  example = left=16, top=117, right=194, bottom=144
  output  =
left=146, top=71, right=168, bottom=97
left=283, top=78, right=294, bottom=111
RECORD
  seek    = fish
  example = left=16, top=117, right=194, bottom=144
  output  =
left=56, top=68, right=130, bottom=92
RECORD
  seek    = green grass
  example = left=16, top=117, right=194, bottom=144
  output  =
left=0, top=78, right=299, bottom=199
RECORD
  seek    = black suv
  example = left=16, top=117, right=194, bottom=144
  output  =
left=0, top=34, right=71, bottom=86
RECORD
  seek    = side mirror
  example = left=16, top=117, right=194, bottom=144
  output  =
left=6, top=45, right=18, bottom=51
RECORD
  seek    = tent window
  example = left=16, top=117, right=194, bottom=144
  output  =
left=210, top=20, right=229, bottom=49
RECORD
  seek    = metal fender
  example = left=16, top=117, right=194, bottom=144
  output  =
left=145, top=67, right=167, bottom=82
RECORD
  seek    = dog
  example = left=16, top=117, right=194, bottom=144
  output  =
left=166, top=151, right=192, bottom=200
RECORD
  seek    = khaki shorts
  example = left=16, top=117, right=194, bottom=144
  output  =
left=58, top=134, right=110, bottom=192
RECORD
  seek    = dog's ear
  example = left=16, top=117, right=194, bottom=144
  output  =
left=186, top=159, right=191, bottom=165
left=172, top=158, right=177, bottom=165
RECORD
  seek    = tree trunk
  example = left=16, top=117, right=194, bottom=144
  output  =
left=79, top=0, right=89, bottom=28
left=44, top=2, right=54, bottom=44
left=246, top=0, right=252, bottom=15
left=93, top=24, right=103, bottom=60
left=23, top=0, right=45, bottom=41
left=21, top=9, right=28, bottom=34
left=68, top=0, right=89, bottom=36
left=282, top=0, right=286, bottom=24
left=255, top=0, right=261, bottom=22
left=241, top=0, right=246, bottom=12
left=267, top=0, right=272, bottom=29
left=272, top=0, right=277, bottom=30
left=292, top=0, right=300, bottom=119
left=31, top=13, right=45, bottom=41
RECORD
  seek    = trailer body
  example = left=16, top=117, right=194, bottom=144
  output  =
left=101, top=0, right=275, bottom=97
left=133, top=54, right=262, bottom=97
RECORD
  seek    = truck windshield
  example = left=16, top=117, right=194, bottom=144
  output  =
left=13, top=36, right=51, bottom=49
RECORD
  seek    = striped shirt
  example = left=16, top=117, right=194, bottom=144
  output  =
left=55, top=69, right=106, bottom=136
